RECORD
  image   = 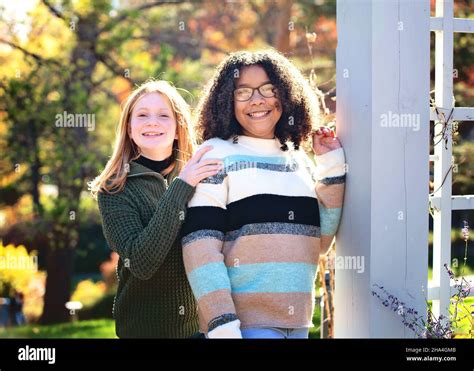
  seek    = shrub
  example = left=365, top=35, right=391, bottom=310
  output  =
left=78, top=291, right=115, bottom=320
left=0, top=241, right=38, bottom=297
left=70, top=279, right=106, bottom=308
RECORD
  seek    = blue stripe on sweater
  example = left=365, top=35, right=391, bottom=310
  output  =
left=228, top=262, right=317, bottom=294
left=224, top=154, right=290, bottom=165
left=188, top=262, right=232, bottom=300
left=200, top=155, right=299, bottom=184
left=319, top=205, right=342, bottom=236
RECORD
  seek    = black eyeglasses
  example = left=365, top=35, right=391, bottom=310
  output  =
left=233, top=83, right=277, bottom=102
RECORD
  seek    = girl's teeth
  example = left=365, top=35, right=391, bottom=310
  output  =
left=249, top=111, right=269, bottom=118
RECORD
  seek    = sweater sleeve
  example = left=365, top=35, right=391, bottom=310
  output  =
left=313, top=147, right=346, bottom=254
left=181, top=144, right=241, bottom=338
left=98, top=177, right=195, bottom=280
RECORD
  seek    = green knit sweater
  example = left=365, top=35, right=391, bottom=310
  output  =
left=97, top=161, right=199, bottom=338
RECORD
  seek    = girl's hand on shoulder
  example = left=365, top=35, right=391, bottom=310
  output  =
left=179, top=146, right=224, bottom=187
left=312, top=126, right=342, bottom=156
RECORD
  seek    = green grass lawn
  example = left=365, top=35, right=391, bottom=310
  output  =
left=1, top=316, right=321, bottom=339
left=0, top=319, right=116, bottom=338
left=446, top=297, right=474, bottom=338
left=0, top=298, right=469, bottom=339
left=309, top=301, right=322, bottom=339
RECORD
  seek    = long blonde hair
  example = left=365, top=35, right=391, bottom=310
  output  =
left=89, top=80, right=195, bottom=198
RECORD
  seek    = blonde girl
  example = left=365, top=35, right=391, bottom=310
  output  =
left=90, top=80, right=222, bottom=338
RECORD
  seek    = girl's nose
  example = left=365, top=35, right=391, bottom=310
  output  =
left=249, top=92, right=266, bottom=105
left=146, top=115, right=161, bottom=124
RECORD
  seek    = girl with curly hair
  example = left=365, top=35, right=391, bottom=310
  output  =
left=181, top=50, right=346, bottom=339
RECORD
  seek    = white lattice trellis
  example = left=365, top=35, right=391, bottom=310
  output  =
left=428, top=0, right=474, bottom=320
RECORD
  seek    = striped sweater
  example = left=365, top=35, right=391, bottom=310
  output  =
left=181, top=135, right=346, bottom=337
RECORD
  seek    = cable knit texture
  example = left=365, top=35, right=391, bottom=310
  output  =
left=97, top=161, right=199, bottom=338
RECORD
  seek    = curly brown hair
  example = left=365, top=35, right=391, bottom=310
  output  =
left=194, top=49, right=320, bottom=151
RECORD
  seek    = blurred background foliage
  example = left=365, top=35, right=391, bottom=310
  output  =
left=0, top=0, right=472, bottom=334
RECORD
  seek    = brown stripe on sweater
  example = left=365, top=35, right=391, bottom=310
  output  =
left=315, top=182, right=345, bottom=208
left=222, top=234, right=320, bottom=267
left=197, top=289, right=237, bottom=333
left=233, top=292, right=315, bottom=329
left=183, top=238, right=225, bottom=273
left=320, top=235, right=335, bottom=254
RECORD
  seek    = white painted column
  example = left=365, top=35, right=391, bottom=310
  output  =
left=335, top=0, right=430, bottom=337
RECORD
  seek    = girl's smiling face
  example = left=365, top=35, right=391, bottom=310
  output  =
left=129, top=92, right=178, bottom=160
left=233, top=65, right=282, bottom=139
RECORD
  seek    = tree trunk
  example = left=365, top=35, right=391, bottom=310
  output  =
left=41, top=247, right=75, bottom=324
left=274, top=0, right=293, bottom=53
left=31, top=142, right=43, bottom=217
left=40, top=14, right=98, bottom=324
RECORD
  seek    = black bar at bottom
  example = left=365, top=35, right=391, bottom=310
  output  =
left=0, top=338, right=471, bottom=367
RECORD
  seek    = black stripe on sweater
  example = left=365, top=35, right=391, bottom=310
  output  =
left=181, top=206, right=227, bottom=237
left=320, top=174, right=346, bottom=185
left=226, top=194, right=320, bottom=232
